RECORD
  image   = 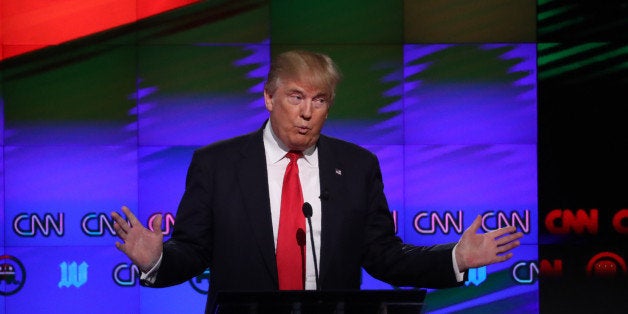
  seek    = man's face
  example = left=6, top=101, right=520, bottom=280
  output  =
left=264, top=78, right=331, bottom=151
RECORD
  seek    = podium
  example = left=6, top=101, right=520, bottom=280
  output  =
left=213, top=289, right=426, bottom=314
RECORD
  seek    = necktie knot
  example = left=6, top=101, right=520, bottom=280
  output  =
left=286, top=151, right=302, bottom=163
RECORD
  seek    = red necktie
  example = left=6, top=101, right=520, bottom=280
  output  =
left=276, top=151, right=306, bottom=290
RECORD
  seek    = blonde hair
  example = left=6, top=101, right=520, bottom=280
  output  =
left=264, top=50, right=342, bottom=100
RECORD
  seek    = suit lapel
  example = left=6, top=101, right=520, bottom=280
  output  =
left=316, top=135, right=347, bottom=286
left=236, top=128, right=279, bottom=286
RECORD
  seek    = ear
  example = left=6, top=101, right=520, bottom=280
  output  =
left=264, top=89, right=273, bottom=111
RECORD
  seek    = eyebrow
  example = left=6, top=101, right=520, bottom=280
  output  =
left=286, top=87, right=330, bottom=99
left=285, top=87, right=328, bottom=99
left=313, top=93, right=329, bottom=99
left=286, top=88, right=304, bottom=95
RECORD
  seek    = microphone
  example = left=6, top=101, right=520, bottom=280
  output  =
left=302, top=202, right=320, bottom=290
left=319, top=189, right=329, bottom=201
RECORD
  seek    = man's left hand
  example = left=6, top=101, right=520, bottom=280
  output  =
left=455, top=215, right=524, bottom=272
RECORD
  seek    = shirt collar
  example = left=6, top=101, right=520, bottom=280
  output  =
left=263, top=120, right=318, bottom=166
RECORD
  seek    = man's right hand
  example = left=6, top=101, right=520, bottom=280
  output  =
left=111, top=206, right=164, bottom=272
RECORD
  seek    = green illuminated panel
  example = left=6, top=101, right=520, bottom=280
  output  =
left=270, top=0, right=403, bottom=44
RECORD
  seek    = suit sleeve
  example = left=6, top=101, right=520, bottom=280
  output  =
left=151, top=151, right=214, bottom=287
left=360, top=154, right=463, bottom=289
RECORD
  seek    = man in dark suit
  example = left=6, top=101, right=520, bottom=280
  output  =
left=111, top=50, right=523, bottom=313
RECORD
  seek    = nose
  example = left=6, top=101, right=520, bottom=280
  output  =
left=300, top=100, right=313, bottom=120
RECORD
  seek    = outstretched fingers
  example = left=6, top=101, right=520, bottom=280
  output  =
left=498, top=236, right=522, bottom=252
left=110, top=206, right=163, bottom=270
left=488, top=224, right=516, bottom=240
left=111, top=212, right=128, bottom=237
left=121, top=206, right=141, bottom=227
left=492, top=227, right=523, bottom=261
left=496, top=231, right=523, bottom=246
left=114, top=241, right=126, bottom=253
left=493, top=252, right=514, bottom=263
left=111, top=206, right=139, bottom=241
left=151, top=214, right=163, bottom=234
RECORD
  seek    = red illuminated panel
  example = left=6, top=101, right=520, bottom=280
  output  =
left=1, top=0, right=199, bottom=61
left=137, top=0, right=198, bottom=20
left=0, top=3, right=2, bottom=59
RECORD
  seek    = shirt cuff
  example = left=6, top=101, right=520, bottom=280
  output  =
left=139, top=253, right=163, bottom=286
left=452, top=244, right=465, bottom=282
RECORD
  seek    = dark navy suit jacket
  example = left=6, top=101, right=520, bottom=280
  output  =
left=148, top=124, right=461, bottom=312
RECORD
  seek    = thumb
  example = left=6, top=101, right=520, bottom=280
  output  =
left=469, top=215, right=482, bottom=233
left=151, top=214, right=163, bottom=235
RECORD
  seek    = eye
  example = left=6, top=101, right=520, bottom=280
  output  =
left=312, top=97, right=328, bottom=108
left=287, top=94, right=303, bottom=105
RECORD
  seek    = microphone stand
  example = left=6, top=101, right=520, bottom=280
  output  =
left=302, top=202, right=320, bottom=290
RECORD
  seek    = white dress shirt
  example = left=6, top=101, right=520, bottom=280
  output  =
left=263, top=121, right=322, bottom=290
